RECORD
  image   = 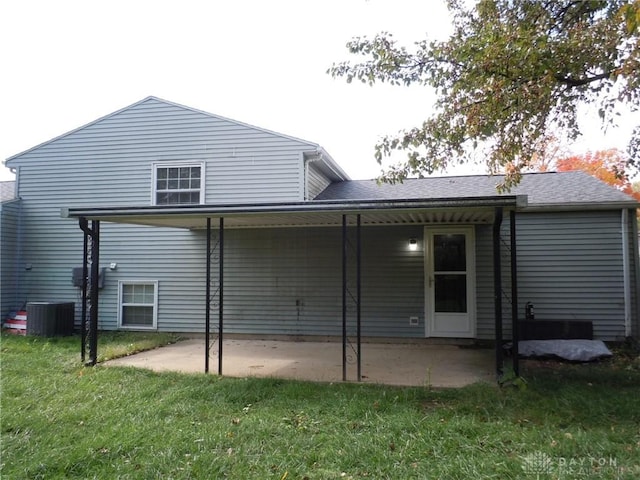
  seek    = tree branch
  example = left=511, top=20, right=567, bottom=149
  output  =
left=554, top=70, right=616, bottom=87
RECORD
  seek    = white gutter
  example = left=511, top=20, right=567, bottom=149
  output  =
left=12, top=166, right=19, bottom=198
left=622, top=209, right=631, bottom=337
left=301, top=153, right=310, bottom=201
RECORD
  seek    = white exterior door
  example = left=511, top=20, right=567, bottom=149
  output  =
left=425, top=226, right=476, bottom=338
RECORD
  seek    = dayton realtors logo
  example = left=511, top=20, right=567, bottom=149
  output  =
left=521, top=452, right=632, bottom=478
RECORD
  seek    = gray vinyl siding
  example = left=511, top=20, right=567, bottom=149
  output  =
left=12, top=203, right=207, bottom=332
left=82, top=224, right=206, bottom=332
left=306, top=161, right=333, bottom=200
left=4, top=97, right=635, bottom=341
left=1, top=200, right=23, bottom=317
left=8, top=223, right=425, bottom=336
left=4, top=97, right=321, bottom=330
left=4, top=203, right=632, bottom=340
left=475, top=223, right=496, bottom=340
left=8, top=97, right=316, bottom=206
left=211, top=225, right=425, bottom=337
left=361, top=226, right=426, bottom=336
left=221, top=228, right=341, bottom=335
left=114, top=224, right=423, bottom=337
left=475, top=210, right=630, bottom=341
left=626, top=209, right=639, bottom=338
left=185, top=212, right=632, bottom=340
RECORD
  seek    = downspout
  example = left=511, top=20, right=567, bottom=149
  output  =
left=10, top=166, right=19, bottom=197
left=218, top=217, right=224, bottom=376
left=13, top=166, right=25, bottom=309
left=342, top=215, right=347, bottom=381
left=510, top=210, right=519, bottom=376
left=303, top=156, right=309, bottom=201
left=631, top=209, right=640, bottom=338
left=622, top=209, right=632, bottom=337
left=303, top=154, right=323, bottom=201
left=356, top=214, right=361, bottom=382
left=493, top=207, right=504, bottom=378
left=205, top=218, right=211, bottom=373
left=15, top=196, right=24, bottom=309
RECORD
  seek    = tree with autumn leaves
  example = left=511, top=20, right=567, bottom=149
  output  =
left=329, top=0, right=640, bottom=190
left=552, top=149, right=640, bottom=201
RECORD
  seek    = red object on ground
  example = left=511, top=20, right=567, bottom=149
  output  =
left=3, top=310, right=27, bottom=335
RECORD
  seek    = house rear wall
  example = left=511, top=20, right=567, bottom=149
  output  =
left=478, top=210, right=632, bottom=341
left=4, top=209, right=633, bottom=342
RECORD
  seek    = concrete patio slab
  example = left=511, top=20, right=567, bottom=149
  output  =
left=104, top=338, right=495, bottom=387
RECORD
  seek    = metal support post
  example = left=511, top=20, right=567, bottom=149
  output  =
left=78, top=218, right=100, bottom=366
left=356, top=214, right=361, bottom=382
left=510, top=210, right=519, bottom=376
left=218, top=217, right=224, bottom=376
left=205, top=218, right=211, bottom=373
left=341, top=214, right=362, bottom=382
left=342, top=214, right=347, bottom=382
left=88, top=220, right=100, bottom=366
left=493, top=207, right=503, bottom=378
left=80, top=219, right=88, bottom=363
left=205, top=218, right=224, bottom=375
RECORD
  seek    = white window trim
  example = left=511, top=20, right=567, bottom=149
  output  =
left=118, top=280, right=159, bottom=330
left=151, top=161, right=206, bottom=206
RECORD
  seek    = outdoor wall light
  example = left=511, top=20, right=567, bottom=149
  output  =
left=409, top=238, right=418, bottom=251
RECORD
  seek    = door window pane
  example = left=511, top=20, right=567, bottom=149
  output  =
left=434, top=234, right=466, bottom=272
left=434, top=274, right=467, bottom=312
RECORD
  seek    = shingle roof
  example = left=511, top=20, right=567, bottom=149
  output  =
left=314, top=171, right=636, bottom=207
left=0, top=181, right=15, bottom=202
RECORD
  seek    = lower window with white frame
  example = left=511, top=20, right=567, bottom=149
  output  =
left=118, top=280, right=158, bottom=329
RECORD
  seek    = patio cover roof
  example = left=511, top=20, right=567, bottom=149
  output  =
left=70, top=194, right=525, bottom=380
left=62, top=195, right=527, bottom=229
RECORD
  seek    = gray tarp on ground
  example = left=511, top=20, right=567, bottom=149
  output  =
left=519, top=339, right=613, bottom=362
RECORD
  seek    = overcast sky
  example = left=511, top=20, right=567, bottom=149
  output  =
left=1, top=0, right=637, bottom=182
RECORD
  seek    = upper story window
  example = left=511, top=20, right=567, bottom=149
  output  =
left=153, top=163, right=204, bottom=205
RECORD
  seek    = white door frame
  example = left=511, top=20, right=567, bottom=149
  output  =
left=424, top=226, right=476, bottom=338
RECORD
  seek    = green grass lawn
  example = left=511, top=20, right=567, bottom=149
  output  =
left=1, top=333, right=639, bottom=479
